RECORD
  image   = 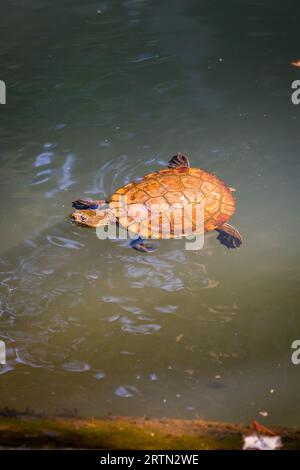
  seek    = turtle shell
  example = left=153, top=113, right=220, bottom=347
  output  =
left=109, top=167, right=236, bottom=239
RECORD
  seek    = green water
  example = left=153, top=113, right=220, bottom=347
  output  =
left=0, top=0, right=300, bottom=426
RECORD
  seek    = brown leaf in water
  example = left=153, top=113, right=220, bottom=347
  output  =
left=242, top=420, right=282, bottom=450
left=252, top=420, right=276, bottom=437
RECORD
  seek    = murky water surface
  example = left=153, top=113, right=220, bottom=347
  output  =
left=0, top=0, right=300, bottom=425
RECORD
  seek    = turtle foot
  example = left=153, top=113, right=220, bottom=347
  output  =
left=215, top=223, right=243, bottom=249
left=130, top=237, right=156, bottom=253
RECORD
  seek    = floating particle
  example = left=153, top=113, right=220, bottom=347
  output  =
left=176, top=334, right=184, bottom=343
left=94, top=371, right=106, bottom=380
left=149, top=373, right=158, bottom=381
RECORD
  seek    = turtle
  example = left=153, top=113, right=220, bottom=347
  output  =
left=71, top=153, right=242, bottom=252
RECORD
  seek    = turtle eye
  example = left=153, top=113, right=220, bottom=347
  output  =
left=80, top=215, right=87, bottom=222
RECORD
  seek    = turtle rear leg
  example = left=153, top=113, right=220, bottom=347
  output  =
left=72, top=199, right=107, bottom=210
left=130, top=237, right=156, bottom=253
left=215, top=223, right=243, bottom=249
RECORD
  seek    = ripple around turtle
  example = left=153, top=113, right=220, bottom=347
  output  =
left=46, top=235, right=84, bottom=250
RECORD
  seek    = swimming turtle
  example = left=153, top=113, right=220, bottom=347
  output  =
left=71, top=153, right=242, bottom=252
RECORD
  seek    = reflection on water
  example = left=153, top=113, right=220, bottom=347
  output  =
left=0, top=0, right=300, bottom=426
left=32, top=143, right=76, bottom=198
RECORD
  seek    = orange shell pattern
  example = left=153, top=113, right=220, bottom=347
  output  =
left=109, top=167, right=236, bottom=239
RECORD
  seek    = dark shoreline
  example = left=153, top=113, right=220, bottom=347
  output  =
left=0, top=414, right=300, bottom=450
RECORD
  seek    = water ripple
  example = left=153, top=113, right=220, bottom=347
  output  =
left=34, top=152, right=54, bottom=167
left=115, top=385, right=139, bottom=398
left=62, top=361, right=91, bottom=372
left=121, top=323, right=161, bottom=335
left=46, top=235, right=84, bottom=250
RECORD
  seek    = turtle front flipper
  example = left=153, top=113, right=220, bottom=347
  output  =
left=215, top=223, right=243, bottom=249
left=72, top=199, right=107, bottom=210
left=130, top=237, right=156, bottom=253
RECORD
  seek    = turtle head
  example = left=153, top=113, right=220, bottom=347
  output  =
left=71, top=209, right=113, bottom=228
